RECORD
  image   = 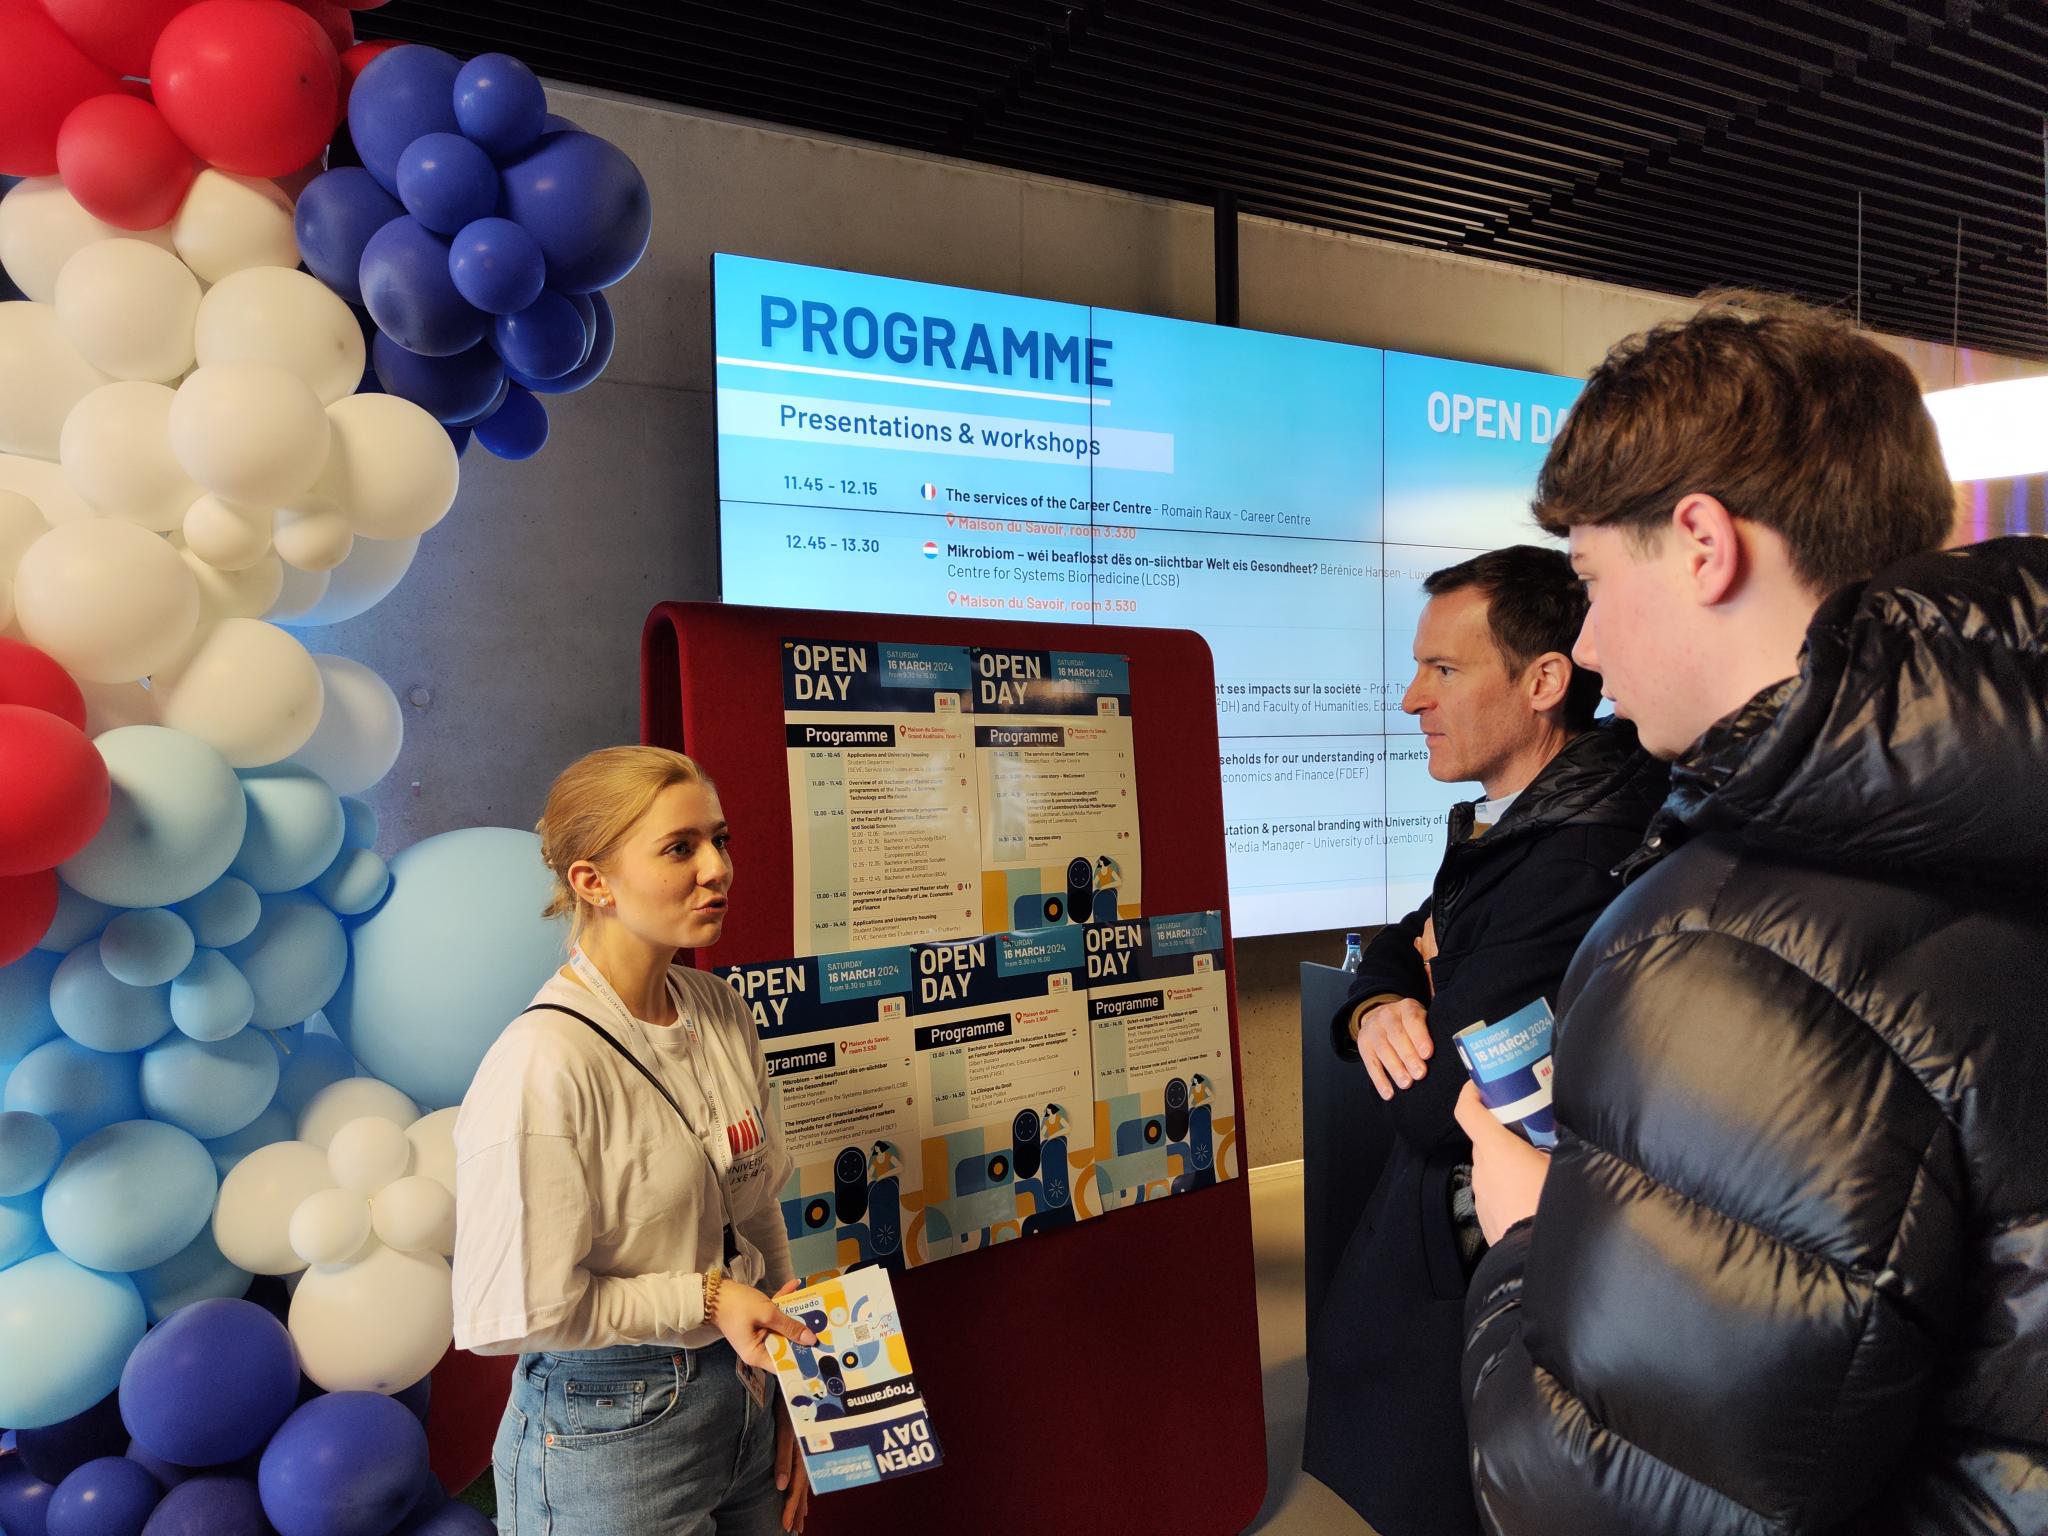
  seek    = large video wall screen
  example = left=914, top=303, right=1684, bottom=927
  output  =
left=713, top=254, right=1581, bottom=937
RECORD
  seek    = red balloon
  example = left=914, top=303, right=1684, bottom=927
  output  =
left=424, top=1345, right=514, bottom=1495
left=57, top=92, right=202, bottom=230
left=37, top=0, right=199, bottom=76
left=0, top=703, right=109, bottom=877
left=151, top=0, right=341, bottom=179
left=0, top=639, right=87, bottom=730
left=0, top=869, right=58, bottom=968
left=0, top=0, right=123, bottom=176
left=278, top=0, right=349, bottom=53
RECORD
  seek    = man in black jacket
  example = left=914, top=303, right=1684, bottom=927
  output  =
left=1303, top=545, right=1665, bottom=1536
left=1457, top=297, right=2048, bottom=1535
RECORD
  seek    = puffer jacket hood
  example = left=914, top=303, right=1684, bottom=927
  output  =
left=1659, top=535, right=2048, bottom=888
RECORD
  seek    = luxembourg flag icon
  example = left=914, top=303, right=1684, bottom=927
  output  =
left=920, top=483, right=938, bottom=501
left=921, top=540, right=939, bottom=559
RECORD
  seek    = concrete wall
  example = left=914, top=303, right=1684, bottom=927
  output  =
left=310, top=88, right=2041, bottom=1166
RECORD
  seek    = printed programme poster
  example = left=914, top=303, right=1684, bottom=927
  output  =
left=970, top=648, right=1142, bottom=935
left=1083, top=911, right=1239, bottom=1210
left=768, top=1267, right=941, bottom=1492
left=783, top=639, right=980, bottom=953
left=904, top=927, right=1095, bottom=1263
left=717, top=948, right=922, bottom=1283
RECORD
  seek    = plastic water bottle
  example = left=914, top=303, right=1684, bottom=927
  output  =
left=1341, top=932, right=1363, bottom=972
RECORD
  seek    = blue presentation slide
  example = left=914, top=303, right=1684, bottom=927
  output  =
left=714, top=254, right=1581, bottom=936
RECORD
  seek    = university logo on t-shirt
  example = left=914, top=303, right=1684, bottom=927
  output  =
left=728, top=1107, right=765, bottom=1157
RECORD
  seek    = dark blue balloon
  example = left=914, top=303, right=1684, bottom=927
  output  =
left=119, top=1300, right=298, bottom=1471
left=395, top=134, right=500, bottom=238
left=371, top=335, right=505, bottom=425
left=474, top=385, right=548, bottom=461
left=445, top=218, right=545, bottom=317
left=347, top=46, right=463, bottom=197
left=48, top=1457, right=160, bottom=1536
left=258, top=1394, right=427, bottom=1536
left=453, top=54, right=546, bottom=162
left=295, top=169, right=402, bottom=306
left=508, top=291, right=613, bottom=396
left=499, top=132, right=651, bottom=294
left=16, top=1392, right=126, bottom=1486
left=0, top=1454, right=53, bottom=1536
left=360, top=217, right=488, bottom=359
left=492, top=291, right=585, bottom=381
left=138, top=1477, right=266, bottom=1536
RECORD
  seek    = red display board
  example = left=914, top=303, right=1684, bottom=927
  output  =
left=642, top=601, right=1266, bottom=1536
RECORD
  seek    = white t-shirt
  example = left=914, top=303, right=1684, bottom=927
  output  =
left=452, top=964, right=794, bottom=1355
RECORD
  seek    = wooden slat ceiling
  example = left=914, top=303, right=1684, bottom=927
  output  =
left=361, top=0, right=2048, bottom=359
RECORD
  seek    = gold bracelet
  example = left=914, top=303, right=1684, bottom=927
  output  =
left=702, top=1266, right=723, bottom=1323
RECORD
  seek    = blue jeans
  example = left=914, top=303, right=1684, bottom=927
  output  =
left=492, top=1339, right=785, bottom=1535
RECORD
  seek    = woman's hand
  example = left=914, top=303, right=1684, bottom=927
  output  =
left=1454, top=1082, right=1551, bottom=1243
left=712, top=1279, right=816, bottom=1370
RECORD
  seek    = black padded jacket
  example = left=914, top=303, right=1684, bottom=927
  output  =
left=1461, top=536, right=2048, bottom=1535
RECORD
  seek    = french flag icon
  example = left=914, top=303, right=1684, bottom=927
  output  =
left=920, top=483, right=938, bottom=500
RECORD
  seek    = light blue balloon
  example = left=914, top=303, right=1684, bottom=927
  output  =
left=172, top=876, right=262, bottom=949
left=230, top=766, right=346, bottom=895
left=203, top=1101, right=294, bottom=1177
left=130, top=1224, right=253, bottom=1323
left=0, top=1253, right=146, bottom=1429
left=0, top=1189, right=45, bottom=1267
left=168, top=950, right=256, bottom=1042
left=41, top=1120, right=217, bottom=1273
left=99, top=909, right=197, bottom=987
left=329, top=827, right=560, bottom=1108
left=49, top=940, right=174, bottom=1053
left=0, top=1111, right=61, bottom=1197
left=341, top=797, right=379, bottom=850
left=35, top=882, right=114, bottom=953
left=273, top=1031, right=355, bottom=1117
left=139, top=1029, right=279, bottom=1140
left=226, top=893, right=348, bottom=1031
left=313, top=846, right=390, bottom=916
left=59, top=727, right=247, bottom=909
left=2, top=1037, right=143, bottom=1145
left=0, top=948, right=62, bottom=1075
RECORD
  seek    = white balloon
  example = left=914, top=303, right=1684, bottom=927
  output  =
left=151, top=616, right=324, bottom=767
left=288, top=1241, right=453, bottom=1393
left=273, top=499, right=354, bottom=572
left=327, top=1115, right=411, bottom=1195
left=0, top=300, right=112, bottom=460
left=369, top=1176, right=454, bottom=1256
left=265, top=560, right=330, bottom=622
left=0, top=452, right=94, bottom=525
left=403, top=1107, right=458, bottom=1196
left=195, top=267, right=365, bottom=407
left=180, top=544, right=284, bottom=622
left=14, top=519, right=198, bottom=682
left=0, top=489, right=44, bottom=631
left=183, top=494, right=272, bottom=570
left=317, top=394, right=458, bottom=540
left=53, top=240, right=201, bottom=383
left=289, top=654, right=402, bottom=795
left=59, top=382, right=200, bottom=530
left=282, top=534, right=420, bottom=629
left=78, top=678, right=162, bottom=735
left=288, top=1185, right=374, bottom=1269
left=298, top=1077, right=419, bottom=1149
left=172, top=171, right=297, bottom=285
left=0, top=178, right=175, bottom=305
left=170, top=363, right=330, bottom=509
left=213, top=1138, right=334, bottom=1275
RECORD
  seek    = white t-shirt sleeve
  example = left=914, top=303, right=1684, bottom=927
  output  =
left=452, top=1015, right=710, bottom=1355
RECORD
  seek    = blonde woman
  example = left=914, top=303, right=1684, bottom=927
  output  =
left=454, top=746, right=815, bottom=1534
